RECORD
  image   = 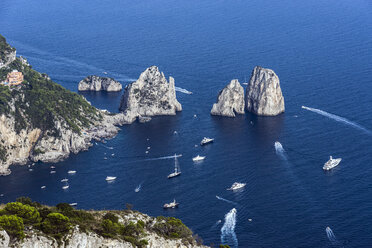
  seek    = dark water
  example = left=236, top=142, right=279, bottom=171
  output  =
left=1, top=0, right=372, bottom=247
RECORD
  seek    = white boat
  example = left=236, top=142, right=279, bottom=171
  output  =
left=103, top=71, right=108, bottom=75
left=69, top=203, right=78, bottom=206
left=193, top=114, right=197, bottom=118
left=50, top=170, right=56, bottom=174
left=145, top=151, right=149, bottom=154
left=62, top=185, right=69, bottom=190
left=50, top=166, right=55, bottom=169
left=323, top=156, right=342, bottom=170
left=68, top=170, right=76, bottom=174
left=61, top=178, right=68, bottom=182
left=29, top=169, right=33, bottom=171
left=104, top=157, right=108, bottom=160
left=168, top=154, right=181, bottom=178
left=41, top=186, right=46, bottom=189
left=163, top=199, right=179, bottom=209
left=106, top=176, right=117, bottom=181
left=192, top=155, right=205, bottom=162
left=200, top=137, right=214, bottom=146
left=135, top=185, right=141, bottom=192
left=227, top=182, right=246, bottom=190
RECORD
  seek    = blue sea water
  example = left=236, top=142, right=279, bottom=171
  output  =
left=1, top=0, right=372, bottom=247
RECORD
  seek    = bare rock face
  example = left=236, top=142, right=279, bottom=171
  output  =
left=78, top=76, right=122, bottom=92
left=119, top=66, right=182, bottom=123
left=211, top=79, right=245, bottom=117
left=245, top=66, right=285, bottom=116
left=0, top=35, right=16, bottom=69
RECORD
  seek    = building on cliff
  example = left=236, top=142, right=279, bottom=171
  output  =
left=2, top=70, right=24, bottom=86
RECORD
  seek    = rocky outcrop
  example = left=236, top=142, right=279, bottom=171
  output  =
left=211, top=79, right=245, bottom=117
left=119, top=66, right=182, bottom=123
left=0, top=35, right=16, bottom=69
left=245, top=66, right=285, bottom=116
left=78, top=76, right=122, bottom=92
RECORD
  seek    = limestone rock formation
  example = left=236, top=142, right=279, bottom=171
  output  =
left=0, top=35, right=16, bottom=69
left=78, top=76, right=122, bottom=92
left=119, top=66, right=182, bottom=123
left=210, top=79, right=245, bottom=117
left=245, top=66, right=285, bottom=116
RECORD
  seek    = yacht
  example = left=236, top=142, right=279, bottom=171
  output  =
left=61, top=178, right=68, bottom=182
left=227, top=182, right=246, bottom=191
left=50, top=170, right=56, bottom=174
left=192, top=155, right=205, bottom=162
left=50, top=166, right=55, bottom=169
left=163, top=199, right=179, bottom=209
left=41, top=186, right=46, bottom=189
left=200, top=137, right=214, bottom=146
left=323, top=156, right=342, bottom=170
left=69, top=203, right=78, bottom=206
left=68, top=170, right=76, bottom=174
left=62, top=185, right=69, bottom=190
left=168, top=154, right=181, bottom=178
left=106, top=176, right=117, bottom=181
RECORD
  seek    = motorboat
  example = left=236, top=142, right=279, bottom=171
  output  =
left=227, top=182, right=246, bottom=191
left=168, top=154, right=181, bottom=178
left=41, top=186, right=46, bottom=189
left=50, top=166, right=55, bottom=169
left=323, top=156, right=342, bottom=170
left=61, top=178, right=68, bottom=182
left=106, top=176, right=117, bottom=181
left=62, top=185, right=69, bottom=190
left=192, top=155, right=205, bottom=162
left=200, top=137, right=214, bottom=146
left=69, top=203, right=78, bottom=206
left=163, top=199, right=179, bottom=209
left=68, top=170, right=76, bottom=174
left=50, top=171, right=56, bottom=174
left=135, top=185, right=141, bottom=192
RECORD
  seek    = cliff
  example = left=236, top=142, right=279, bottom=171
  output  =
left=119, top=66, right=182, bottom=123
left=210, top=79, right=245, bottom=117
left=0, top=199, right=207, bottom=248
left=78, top=76, right=122, bottom=92
left=0, top=35, right=16, bottom=69
left=245, top=66, right=285, bottom=116
left=0, top=37, right=127, bottom=175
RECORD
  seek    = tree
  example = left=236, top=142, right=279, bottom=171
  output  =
left=4, top=202, right=40, bottom=224
left=0, top=215, right=25, bottom=240
left=41, top=213, right=71, bottom=239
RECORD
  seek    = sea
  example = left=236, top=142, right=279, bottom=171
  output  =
left=1, top=0, right=372, bottom=247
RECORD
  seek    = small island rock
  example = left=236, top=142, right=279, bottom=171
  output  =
left=245, top=66, right=285, bottom=116
left=211, top=79, right=245, bottom=117
left=119, top=66, right=182, bottom=123
left=78, top=76, right=122, bottom=92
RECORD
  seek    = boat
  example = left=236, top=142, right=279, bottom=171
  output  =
left=145, top=151, right=149, bottom=154
left=62, top=185, right=69, bottom=190
left=168, top=154, right=181, bottom=178
left=103, top=71, right=108, bottom=75
left=106, top=176, right=117, bottom=181
left=41, top=186, right=46, bottom=189
left=69, top=203, right=78, bottom=206
left=104, top=157, right=108, bottom=160
left=50, top=170, right=56, bottom=174
left=163, top=199, right=179, bottom=209
left=61, top=178, right=68, bottom=182
left=192, top=155, right=205, bottom=162
left=135, top=185, right=141, bottom=192
left=68, top=170, right=76, bottom=174
left=200, top=137, right=214, bottom=146
left=50, top=166, right=55, bottom=169
left=323, top=156, right=342, bottom=170
left=227, top=182, right=246, bottom=190
left=193, top=114, right=197, bottom=118
left=29, top=169, right=33, bottom=171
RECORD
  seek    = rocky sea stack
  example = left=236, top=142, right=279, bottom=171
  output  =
left=78, top=75, right=122, bottom=92
left=210, top=79, right=245, bottom=117
left=245, top=66, right=285, bottom=116
left=119, top=66, right=182, bottom=123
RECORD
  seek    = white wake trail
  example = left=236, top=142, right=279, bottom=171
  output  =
left=302, top=106, right=371, bottom=135
left=175, top=86, right=193, bottom=94
left=221, top=208, right=238, bottom=248
left=216, top=195, right=238, bottom=205
left=275, top=141, right=288, bottom=161
left=144, top=154, right=182, bottom=161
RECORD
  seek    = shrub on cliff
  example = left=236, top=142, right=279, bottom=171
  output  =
left=153, top=216, right=193, bottom=243
left=41, top=213, right=71, bottom=240
left=4, top=202, right=40, bottom=224
left=0, top=215, right=25, bottom=240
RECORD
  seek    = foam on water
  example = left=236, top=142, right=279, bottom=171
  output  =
left=275, top=141, right=287, bottom=160
left=302, top=106, right=371, bottom=135
left=144, top=154, right=182, bottom=161
left=175, top=86, right=193, bottom=94
left=221, top=208, right=238, bottom=248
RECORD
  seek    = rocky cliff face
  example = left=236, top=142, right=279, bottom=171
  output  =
left=119, top=66, right=182, bottom=123
left=211, top=79, right=245, bottom=117
left=0, top=35, right=16, bottom=69
left=245, top=66, right=285, bottom=116
left=78, top=76, right=122, bottom=92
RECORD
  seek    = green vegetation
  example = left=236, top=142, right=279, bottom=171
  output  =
left=0, top=35, right=15, bottom=62
left=219, top=245, right=231, bottom=248
left=0, top=199, right=200, bottom=247
left=0, top=143, right=7, bottom=162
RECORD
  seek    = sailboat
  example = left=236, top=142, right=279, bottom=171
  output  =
left=168, top=154, right=181, bottom=178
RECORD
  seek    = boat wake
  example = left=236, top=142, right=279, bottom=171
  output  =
left=144, top=154, right=182, bottom=161
left=221, top=208, right=238, bottom=248
left=135, top=184, right=142, bottom=192
left=175, top=86, right=192, bottom=94
left=211, top=219, right=222, bottom=229
left=275, top=141, right=287, bottom=161
left=302, top=106, right=371, bottom=135
left=216, top=195, right=238, bottom=205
